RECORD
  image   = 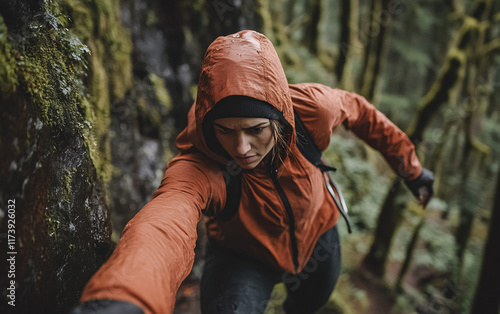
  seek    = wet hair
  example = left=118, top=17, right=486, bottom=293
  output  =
left=269, top=119, right=292, bottom=170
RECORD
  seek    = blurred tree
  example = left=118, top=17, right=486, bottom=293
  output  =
left=285, top=0, right=297, bottom=25
left=363, top=0, right=486, bottom=278
left=335, top=0, right=358, bottom=90
left=453, top=0, right=493, bottom=277
left=357, top=0, right=392, bottom=104
left=270, top=0, right=286, bottom=46
left=303, top=0, right=323, bottom=55
left=394, top=213, right=425, bottom=292
left=469, top=171, right=500, bottom=314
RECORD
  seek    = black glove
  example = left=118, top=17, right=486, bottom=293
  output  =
left=69, top=299, right=144, bottom=314
left=405, top=168, right=434, bottom=208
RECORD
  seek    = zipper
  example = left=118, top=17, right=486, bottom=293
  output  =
left=268, top=167, right=299, bottom=272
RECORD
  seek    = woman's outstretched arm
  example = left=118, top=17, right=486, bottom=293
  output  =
left=76, top=154, right=225, bottom=314
left=291, top=83, right=422, bottom=180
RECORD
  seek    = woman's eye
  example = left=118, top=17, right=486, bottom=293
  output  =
left=216, top=127, right=231, bottom=134
left=249, top=127, right=264, bottom=134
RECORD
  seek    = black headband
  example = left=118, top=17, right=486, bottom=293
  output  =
left=202, top=95, right=287, bottom=158
left=205, top=95, right=283, bottom=121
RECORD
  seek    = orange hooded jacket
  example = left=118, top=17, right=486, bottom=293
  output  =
left=80, top=30, right=422, bottom=314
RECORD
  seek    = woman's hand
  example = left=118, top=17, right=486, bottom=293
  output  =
left=405, top=168, right=434, bottom=208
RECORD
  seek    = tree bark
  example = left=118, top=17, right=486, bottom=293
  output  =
left=304, top=0, right=322, bottom=55
left=454, top=0, right=492, bottom=276
left=0, top=0, right=131, bottom=311
left=363, top=180, right=407, bottom=277
left=285, top=0, right=296, bottom=25
left=358, top=0, right=391, bottom=104
left=395, top=218, right=425, bottom=292
left=469, top=172, right=500, bottom=314
left=336, top=0, right=358, bottom=90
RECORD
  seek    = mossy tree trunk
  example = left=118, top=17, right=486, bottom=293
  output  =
left=0, top=0, right=134, bottom=312
left=363, top=180, right=408, bottom=277
left=269, top=0, right=287, bottom=47
left=357, top=0, right=391, bottom=104
left=395, top=218, right=425, bottom=291
left=363, top=3, right=483, bottom=278
left=285, top=0, right=297, bottom=25
left=469, top=171, right=500, bottom=314
left=454, top=0, right=492, bottom=276
left=303, top=0, right=322, bottom=55
left=336, top=0, right=358, bottom=90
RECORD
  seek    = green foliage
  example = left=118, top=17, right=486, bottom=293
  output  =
left=283, top=45, right=335, bottom=86
left=326, top=274, right=370, bottom=314
left=460, top=243, right=484, bottom=312
left=323, top=132, right=392, bottom=231
left=481, top=114, right=500, bottom=157
left=378, top=93, right=413, bottom=128
left=414, top=221, right=458, bottom=273
left=149, top=73, right=173, bottom=111
left=415, top=5, right=440, bottom=33
left=391, top=295, right=415, bottom=314
left=389, top=223, right=413, bottom=263
left=391, top=39, right=433, bottom=77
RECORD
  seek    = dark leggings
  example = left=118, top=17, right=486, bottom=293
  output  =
left=200, top=226, right=341, bottom=314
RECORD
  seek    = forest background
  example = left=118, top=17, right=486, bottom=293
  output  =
left=0, top=0, right=499, bottom=313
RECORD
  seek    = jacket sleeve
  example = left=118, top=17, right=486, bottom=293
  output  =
left=291, top=83, right=422, bottom=180
left=80, top=154, right=225, bottom=314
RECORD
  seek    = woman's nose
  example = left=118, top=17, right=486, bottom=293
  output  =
left=235, top=133, right=251, bottom=155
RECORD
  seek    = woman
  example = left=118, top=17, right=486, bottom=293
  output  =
left=71, top=30, right=433, bottom=314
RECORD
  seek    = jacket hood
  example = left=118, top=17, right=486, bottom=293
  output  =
left=176, top=30, right=295, bottom=165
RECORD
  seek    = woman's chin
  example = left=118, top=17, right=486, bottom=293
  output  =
left=233, top=155, right=262, bottom=169
left=236, top=161, right=259, bottom=170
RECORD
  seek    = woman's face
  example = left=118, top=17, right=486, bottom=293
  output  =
left=213, top=117, right=275, bottom=169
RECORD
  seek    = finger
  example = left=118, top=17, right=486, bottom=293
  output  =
left=418, top=186, right=430, bottom=208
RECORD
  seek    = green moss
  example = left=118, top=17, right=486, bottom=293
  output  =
left=92, top=0, right=133, bottom=100
left=0, top=1, right=133, bottom=229
left=86, top=39, right=112, bottom=183
left=136, top=95, right=162, bottom=135
left=45, top=212, right=61, bottom=238
left=7, top=2, right=90, bottom=132
left=0, top=16, right=18, bottom=96
left=149, top=73, right=173, bottom=110
left=257, top=0, right=273, bottom=40
left=44, top=166, right=77, bottom=240
left=84, top=0, right=131, bottom=181
left=63, top=167, right=78, bottom=203
left=146, top=11, right=159, bottom=27
left=55, top=0, right=134, bottom=185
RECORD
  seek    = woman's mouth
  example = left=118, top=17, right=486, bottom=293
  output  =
left=235, top=155, right=258, bottom=164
